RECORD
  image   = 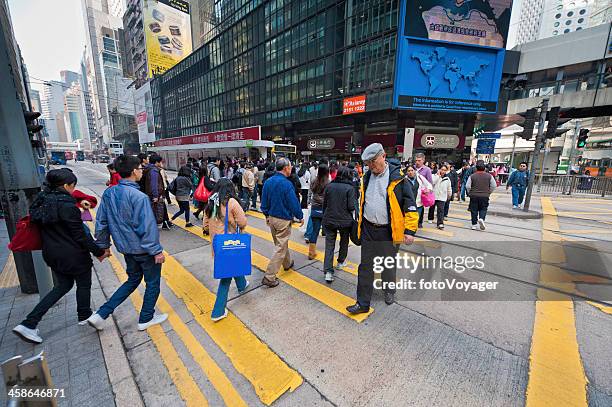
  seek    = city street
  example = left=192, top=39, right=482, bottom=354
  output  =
left=1, top=161, right=608, bottom=406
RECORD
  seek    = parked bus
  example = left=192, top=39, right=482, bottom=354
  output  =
left=109, top=142, right=123, bottom=158
left=272, top=143, right=297, bottom=159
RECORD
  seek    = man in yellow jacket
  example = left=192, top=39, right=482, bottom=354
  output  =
left=347, top=143, right=419, bottom=314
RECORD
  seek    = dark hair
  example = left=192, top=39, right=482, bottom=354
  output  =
left=137, top=153, right=148, bottom=163
left=297, top=163, right=308, bottom=177
left=149, top=155, right=162, bottom=164
left=107, top=163, right=115, bottom=170
left=198, top=166, right=208, bottom=180
left=520, top=161, right=528, bottom=166
left=46, top=168, right=77, bottom=189
left=476, top=160, right=486, bottom=171
left=204, top=178, right=238, bottom=220
left=115, top=155, right=140, bottom=178
left=335, top=166, right=352, bottom=183
left=178, top=165, right=191, bottom=178
left=311, top=164, right=329, bottom=194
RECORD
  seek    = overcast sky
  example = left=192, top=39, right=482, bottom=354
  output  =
left=8, top=0, right=86, bottom=92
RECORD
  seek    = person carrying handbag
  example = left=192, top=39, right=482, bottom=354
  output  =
left=204, top=178, right=249, bottom=321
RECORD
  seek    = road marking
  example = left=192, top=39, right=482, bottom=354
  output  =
left=161, top=252, right=303, bottom=405
left=555, top=229, right=612, bottom=235
left=417, top=225, right=454, bottom=237
left=172, top=217, right=373, bottom=323
left=105, top=255, right=209, bottom=407
left=526, top=198, right=587, bottom=407
left=557, top=211, right=612, bottom=216
left=0, top=253, right=18, bottom=288
left=247, top=209, right=301, bottom=230
left=586, top=301, right=612, bottom=315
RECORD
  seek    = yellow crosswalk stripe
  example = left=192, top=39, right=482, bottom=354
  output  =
left=526, top=198, right=587, bottom=406
left=172, top=217, right=374, bottom=323
left=555, top=229, right=612, bottom=235
left=106, top=255, right=209, bottom=407
left=557, top=211, right=612, bottom=215
left=417, top=225, right=454, bottom=237
left=161, top=252, right=303, bottom=405
left=247, top=209, right=301, bottom=230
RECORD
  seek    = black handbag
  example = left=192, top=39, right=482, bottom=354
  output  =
left=350, top=216, right=361, bottom=246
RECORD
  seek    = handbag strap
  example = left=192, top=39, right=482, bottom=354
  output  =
left=224, top=200, right=229, bottom=234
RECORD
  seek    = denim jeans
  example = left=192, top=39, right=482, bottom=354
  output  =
left=212, top=276, right=247, bottom=318
left=172, top=200, right=190, bottom=223
left=306, top=207, right=323, bottom=244
left=240, top=189, right=252, bottom=211
left=323, top=225, right=350, bottom=273
left=22, top=269, right=92, bottom=329
left=98, top=254, right=161, bottom=324
left=469, top=197, right=490, bottom=225
left=251, top=185, right=258, bottom=208
left=305, top=215, right=313, bottom=239
left=511, top=186, right=526, bottom=206
left=460, top=182, right=467, bottom=201
left=417, top=206, right=424, bottom=226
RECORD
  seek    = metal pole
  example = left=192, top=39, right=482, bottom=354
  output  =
left=524, top=99, right=548, bottom=212
left=509, top=132, right=517, bottom=170
left=537, top=139, right=551, bottom=192
left=568, top=120, right=580, bottom=173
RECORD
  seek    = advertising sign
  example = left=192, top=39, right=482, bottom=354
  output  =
left=143, top=0, right=193, bottom=78
left=154, top=126, right=261, bottom=147
left=420, top=134, right=460, bottom=149
left=134, top=82, right=155, bottom=144
left=403, top=0, right=513, bottom=49
left=343, top=95, right=366, bottom=115
left=476, top=132, right=502, bottom=139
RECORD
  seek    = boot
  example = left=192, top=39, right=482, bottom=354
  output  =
left=308, top=243, right=317, bottom=260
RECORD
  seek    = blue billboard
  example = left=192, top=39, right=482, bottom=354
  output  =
left=393, top=0, right=508, bottom=114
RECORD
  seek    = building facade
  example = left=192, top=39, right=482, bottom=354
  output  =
left=41, top=81, right=69, bottom=142
left=80, top=49, right=99, bottom=147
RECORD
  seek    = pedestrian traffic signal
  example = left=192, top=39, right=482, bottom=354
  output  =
left=472, top=123, right=486, bottom=138
left=23, top=111, right=43, bottom=148
left=515, top=108, right=537, bottom=140
left=576, top=129, right=589, bottom=148
left=545, top=106, right=572, bottom=139
left=346, top=142, right=356, bottom=153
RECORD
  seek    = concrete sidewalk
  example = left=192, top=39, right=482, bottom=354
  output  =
left=0, top=222, right=142, bottom=407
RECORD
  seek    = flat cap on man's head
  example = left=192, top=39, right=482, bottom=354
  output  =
left=361, top=143, right=384, bottom=161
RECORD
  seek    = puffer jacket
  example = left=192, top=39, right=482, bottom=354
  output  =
left=30, top=188, right=104, bottom=274
left=432, top=174, right=452, bottom=202
left=322, top=179, right=355, bottom=228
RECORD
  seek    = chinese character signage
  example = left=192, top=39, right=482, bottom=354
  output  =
left=143, top=0, right=193, bottom=78
left=343, top=95, right=366, bottom=115
left=153, top=126, right=261, bottom=147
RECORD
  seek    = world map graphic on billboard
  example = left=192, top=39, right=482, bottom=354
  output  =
left=412, top=47, right=489, bottom=97
left=404, top=0, right=513, bottom=48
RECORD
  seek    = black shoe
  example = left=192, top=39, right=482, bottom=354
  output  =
left=346, top=303, right=370, bottom=314
left=384, top=292, right=395, bottom=305
left=185, top=223, right=194, bottom=227
left=283, top=261, right=294, bottom=271
left=418, top=223, right=423, bottom=228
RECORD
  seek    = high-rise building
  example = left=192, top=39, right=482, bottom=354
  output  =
left=41, top=81, right=69, bottom=142
left=81, top=0, right=134, bottom=148
left=60, top=70, right=81, bottom=87
left=108, top=0, right=126, bottom=18
left=193, top=0, right=215, bottom=48
left=64, top=83, right=91, bottom=149
left=515, top=0, right=612, bottom=45
left=80, top=48, right=98, bottom=147
left=30, top=89, right=42, bottom=113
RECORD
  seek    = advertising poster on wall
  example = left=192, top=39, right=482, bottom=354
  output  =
left=135, top=82, right=156, bottom=144
left=143, top=0, right=193, bottom=78
left=393, top=0, right=507, bottom=114
left=403, top=0, right=513, bottom=49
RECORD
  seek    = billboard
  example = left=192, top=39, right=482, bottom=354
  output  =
left=343, top=95, right=366, bottom=115
left=393, top=0, right=507, bottom=114
left=143, top=0, right=192, bottom=78
left=135, top=82, right=156, bottom=144
left=403, top=0, right=513, bottom=49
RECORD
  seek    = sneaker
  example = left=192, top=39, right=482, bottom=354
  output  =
left=87, top=313, right=106, bottom=330
left=324, top=272, right=334, bottom=283
left=185, top=222, right=194, bottom=227
left=336, top=260, right=348, bottom=268
left=512, top=205, right=518, bottom=209
left=13, top=325, right=42, bottom=344
left=211, top=308, right=228, bottom=322
left=427, top=220, right=433, bottom=224
left=438, top=224, right=444, bottom=230
left=138, top=313, right=168, bottom=331
left=238, top=280, right=250, bottom=294
left=261, top=276, right=279, bottom=288
left=444, top=217, right=448, bottom=221
left=478, top=218, right=486, bottom=231
left=471, top=225, right=478, bottom=230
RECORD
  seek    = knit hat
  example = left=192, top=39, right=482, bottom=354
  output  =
left=46, top=168, right=77, bottom=188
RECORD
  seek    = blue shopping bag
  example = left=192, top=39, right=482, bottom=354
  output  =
left=213, top=204, right=252, bottom=279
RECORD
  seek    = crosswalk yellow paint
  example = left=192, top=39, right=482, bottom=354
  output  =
left=172, top=217, right=374, bottom=323
left=106, top=255, right=210, bottom=407
left=160, top=252, right=303, bottom=405
left=526, top=197, right=587, bottom=407
left=0, top=253, right=18, bottom=288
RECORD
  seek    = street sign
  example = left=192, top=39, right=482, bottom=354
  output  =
left=308, top=138, right=335, bottom=150
left=476, top=139, right=496, bottom=154
left=476, top=133, right=501, bottom=139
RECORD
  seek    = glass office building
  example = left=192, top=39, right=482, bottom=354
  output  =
left=152, top=0, right=402, bottom=151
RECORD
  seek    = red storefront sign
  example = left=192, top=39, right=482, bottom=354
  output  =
left=343, top=95, right=366, bottom=115
left=154, top=126, right=261, bottom=147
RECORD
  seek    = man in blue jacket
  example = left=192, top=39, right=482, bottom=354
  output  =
left=506, top=162, right=529, bottom=209
left=87, top=155, right=168, bottom=331
left=260, top=158, right=304, bottom=287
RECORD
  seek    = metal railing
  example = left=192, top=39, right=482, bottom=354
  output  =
left=535, top=174, right=612, bottom=197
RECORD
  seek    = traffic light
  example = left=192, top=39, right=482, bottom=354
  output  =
left=515, top=108, right=537, bottom=140
left=472, top=123, right=485, bottom=138
left=23, top=111, right=43, bottom=148
left=545, top=106, right=572, bottom=139
left=576, top=129, right=589, bottom=148
left=346, top=142, right=356, bottom=153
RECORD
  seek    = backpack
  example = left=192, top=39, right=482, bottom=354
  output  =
left=167, top=179, right=177, bottom=195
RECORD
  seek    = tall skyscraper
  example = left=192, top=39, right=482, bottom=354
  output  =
left=515, top=0, right=612, bottom=46
left=60, top=70, right=81, bottom=87
left=41, top=81, right=69, bottom=142
left=64, top=83, right=91, bottom=149
left=80, top=48, right=98, bottom=147
left=108, top=0, right=126, bottom=18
